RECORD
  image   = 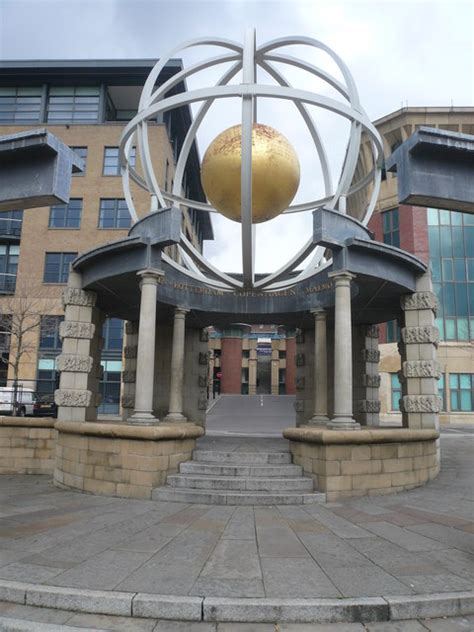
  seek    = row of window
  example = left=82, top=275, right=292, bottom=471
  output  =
left=390, top=373, right=474, bottom=412
left=71, top=146, right=136, bottom=177
left=49, top=199, right=131, bottom=230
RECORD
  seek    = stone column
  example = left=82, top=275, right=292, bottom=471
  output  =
left=164, top=307, right=189, bottom=423
left=56, top=270, right=104, bottom=423
left=328, top=271, right=360, bottom=430
left=353, top=325, right=381, bottom=426
left=271, top=342, right=280, bottom=395
left=309, top=309, right=329, bottom=424
left=399, top=272, right=441, bottom=429
left=121, top=321, right=138, bottom=420
left=128, top=269, right=162, bottom=425
left=248, top=344, right=257, bottom=395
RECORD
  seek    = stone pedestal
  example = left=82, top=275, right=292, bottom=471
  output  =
left=327, top=271, right=360, bottom=430
left=399, top=272, right=441, bottom=430
left=128, top=269, right=163, bottom=425
left=164, top=307, right=189, bottom=423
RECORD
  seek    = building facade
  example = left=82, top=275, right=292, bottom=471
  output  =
left=0, top=60, right=211, bottom=415
left=365, top=107, right=474, bottom=424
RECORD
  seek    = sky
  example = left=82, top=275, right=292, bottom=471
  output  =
left=1, top=0, right=473, bottom=277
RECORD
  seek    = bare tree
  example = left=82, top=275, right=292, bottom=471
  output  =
left=0, top=282, right=59, bottom=415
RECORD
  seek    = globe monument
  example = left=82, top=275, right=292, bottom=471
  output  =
left=49, top=30, right=440, bottom=502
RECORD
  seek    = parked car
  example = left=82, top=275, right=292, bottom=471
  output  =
left=33, top=393, right=57, bottom=418
left=0, top=387, right=36, bottom=416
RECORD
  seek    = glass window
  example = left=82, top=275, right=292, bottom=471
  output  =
left=103, top=146, right=135, bottom=176
left=39, top=316, right=63, bottom=350
left=98, top=199, right=131, bottom=229
left=0, top=244, right=19, bottom=293
left=70, top=147, right=87, bottom=176
left=102, top=318, right=124, bottom=351
left=43, top=252, right=77, bottom=283
left=98, top=359, right=123, bottom=415
left=36, top=357, right=60, bottom=396
left=428, top=209, right=474, bottom=341
left=382, top=208, right=400, bottom=248
left=390, top=373, right=402, bottom=411
left=0, top=87, right=43, bottom=123
left=449, top=373, right=473, bottom=412
left=47, top=86, right=100, bottom=123
left=438, top=374, right=446, bottom=411
left=49, top=198, right=82, bottom=228
left=0, top=210, right=22, bottom=238
left=386, top=320, right=400, bottom=343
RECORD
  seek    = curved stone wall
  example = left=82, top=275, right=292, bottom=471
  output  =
left=0, top=417, right=56, bottom=475
left=53, top=421, right=204, bottom=499
left=283, top=427, right=440, bottom=501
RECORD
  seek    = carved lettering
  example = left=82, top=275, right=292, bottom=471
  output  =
left=365, top=325, right=379, bottom=339
left=401, top=292, right=438, bottom=312
left=59, top=321, right=95, bottom=340
left=296, top=376, right=305, bottom=390
left=200, top=328, right=209, bottom=342
left=296, top=353, right=305, bottom=367
left=125, top=321, right=138, bottom=336
left=361, top=349, right=380, bottom=363
left=121, top=395, right=135, bottom=408
left=198, top=352, right=208, bottom=365
left=402, top=326, right=439, bottom=345
left=356, top=400, right=381, bottom=413
left=122, top=370, right=136, bottom=383
left=124, top=346, right=137, bottom=359
left=55, top=389, right=92, bottom=408
left=403, top=360, right=442, bottom=379
left=62, top=287, right=96, bottom=308
left=56, top=354, right=93, bottom=373
left=362, top=374, right=381, bottom=388
left=402, top=395, right=442, bottom=413
left=198, top=375, right=207, bottom=388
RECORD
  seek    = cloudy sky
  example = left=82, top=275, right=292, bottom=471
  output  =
left=1, top=0, right=473, bottom=276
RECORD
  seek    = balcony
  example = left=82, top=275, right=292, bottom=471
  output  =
left=0, top=217, right=22, bottom=241
left=0, top=273, right=16, bottom=294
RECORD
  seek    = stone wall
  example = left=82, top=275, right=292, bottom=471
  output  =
left=0, top=417, right=56, bottom=474
left=284, top=427, right=439, bottom=501
left=54, top=421, right=204, bottom=499
left=353, top=325, right=381, bottom=426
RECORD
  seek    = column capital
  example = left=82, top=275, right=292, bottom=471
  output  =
left=310, top=308, right=326, bottom=319
left=175, top=306, right=190, bottom=316
left=328, top=270, right=356, bottom=282
left=137, top=268, right=164, bottom=281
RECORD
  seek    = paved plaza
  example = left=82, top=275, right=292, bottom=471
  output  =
left=0, top=425, right=472, bottom=629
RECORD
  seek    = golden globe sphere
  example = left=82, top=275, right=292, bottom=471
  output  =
left=200, top=123, right=300, bottom=223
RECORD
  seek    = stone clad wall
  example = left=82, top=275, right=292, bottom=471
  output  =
left=54, top=422, right=203, bottom=499
left=286, top=430, right=439, bottom=501
left=0, top=418, right=56, bottom=474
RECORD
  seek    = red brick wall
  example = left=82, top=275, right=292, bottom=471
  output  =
left=220, top=337, right=242, bottom=394
left=368, top=212, right=383, bottom=242
left=399, top=204, right=429, bottom=264
left=285, top=337, right=296, bottom=395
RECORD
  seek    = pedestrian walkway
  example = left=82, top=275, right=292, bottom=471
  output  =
left=0, top=432, right=472, bottom=626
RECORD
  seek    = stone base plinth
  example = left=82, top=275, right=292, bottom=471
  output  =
left=54, top=421, right=204, bottom=499
left=283, top=427, right=440, bottom=501
left=0, top=417, right=56, bottom=474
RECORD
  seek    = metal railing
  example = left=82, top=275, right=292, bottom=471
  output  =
left=0, top=217, right=22, bottom=239
left=0, top=273, right=17, bottom=294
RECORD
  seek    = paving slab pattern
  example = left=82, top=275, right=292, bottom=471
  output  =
left=0, top=433, right=472, bottom=604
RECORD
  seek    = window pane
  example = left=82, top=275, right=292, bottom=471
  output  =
left=449, top=374, right=459, bottom=389
left=457, top=318, right=469, bottom=340
left=440, top=226, right=452, bottom=257
left=459, top=374, right=471, bottom=389
left=439, top=209, right=451, bottom=225
left=454, top=258, right=466, bottom=281
left=450, top=392, right=459, bottom=410
left=445, top=318, right=456, bottom=339
left=460, top=390, right=472, bottom=411
left=442, top=258, right=453, bottom=281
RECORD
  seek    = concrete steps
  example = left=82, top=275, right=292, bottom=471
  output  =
left=153, top=447, right=326, bottom=505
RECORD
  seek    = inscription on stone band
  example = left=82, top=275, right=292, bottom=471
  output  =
left=62, top=287, right=97, bottom=308
left=402, top=326, right=439, bottom=345
left=403, top=360, right=442, bottom=378
left=59, top=321, right=95, bottom=340
left=55, top=389, right=92, bottom=408
left=402, top=395, right=442, bottom=413
left=401, top=292, right=438, bottom=311
left=57, top=354, right=93, bottom=373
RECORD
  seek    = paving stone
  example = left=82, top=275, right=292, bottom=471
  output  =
left=0, top=562, right=63, bottom=583
left=0, top=580, right=26, bottom=604
left=255, top=508, right=308, bottom=557
left=279, top=624, right=366, bottom=631
left=296, top=533, right=374, bottom=569
left=361, top=522, right=442, bottom=552
left=216, top=624, right=275, bottom=631
left=303, top=505, right=373, bottom=539
left=0, top=617, right=108, bottom=631
left=407, top=523, right=474, bottom=553
left=322, top=565, right=411, bottom=597
left=421, top=614, right=474, bottom=630
left=222, top=508, right=255, bottom=540
left=398, top=573, right=474, bottom=593
left=260, top=557, right=341, bottom=598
